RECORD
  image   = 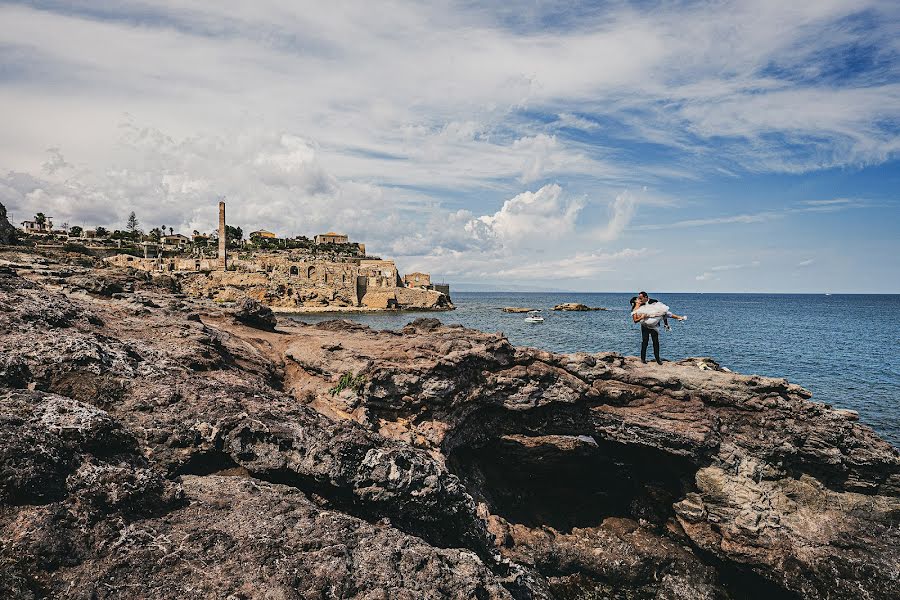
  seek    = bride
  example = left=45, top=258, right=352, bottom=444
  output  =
left=630, top=293, right=686, bottom=364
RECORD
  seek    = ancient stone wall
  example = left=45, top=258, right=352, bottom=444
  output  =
left=104, top=252, right=450, bottom=311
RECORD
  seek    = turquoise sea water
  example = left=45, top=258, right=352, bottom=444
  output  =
left=289, top=292, right=900, bottom=447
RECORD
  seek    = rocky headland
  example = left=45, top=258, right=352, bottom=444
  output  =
left=1, top=246, right=898, bottom=599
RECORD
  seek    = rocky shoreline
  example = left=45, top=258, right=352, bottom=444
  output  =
left=1, top=247, right=898, bottom=599
left=270, top=304, right=455, bottom=314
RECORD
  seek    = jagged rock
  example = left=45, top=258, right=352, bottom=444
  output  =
left=68, top=274, right=126, bottom=296
left=232, top=296, right=277, bottom=330
left=0, top=248, right=898, bottom=600
left=502, top=306, right=537, bottom=313
left=0, top=203, right=16, bottom=246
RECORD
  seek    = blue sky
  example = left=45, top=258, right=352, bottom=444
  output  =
left=0, top=0, right=898, bottom=292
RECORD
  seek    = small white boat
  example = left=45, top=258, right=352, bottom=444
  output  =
left=524, top=312, right=544, bottom=323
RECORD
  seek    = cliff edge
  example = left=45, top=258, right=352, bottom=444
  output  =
left=1, top=249, right=897, bottom=599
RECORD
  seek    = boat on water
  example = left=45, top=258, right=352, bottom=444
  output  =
left=524, top=311, right=544, bottom=323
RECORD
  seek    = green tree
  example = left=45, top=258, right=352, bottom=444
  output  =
left=68, top=226, right=83, bottom=237
left=149, top=227, right=162, bottom=242
left=95, top=226, right=108, bottom=237
left=126, top=211, right=140, bottom=240
left=225, top=225, right=244, bottom=242
left=34, top=213, right=46, bottom=226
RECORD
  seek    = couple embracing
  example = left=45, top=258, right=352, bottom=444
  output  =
left=630, top=291, right=686, bottom=364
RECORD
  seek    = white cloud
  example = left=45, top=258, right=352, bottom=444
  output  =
left=592, top=191, right=638, bottom=241
left=710, top=261, right=761, bottom=271
left=798, top=258, right=815, bottom=267
left=0, top=1, right=897, bottom=291
left=635, top=211, right=781, bottom=230
left=468, top=184, right=584, bottom=248
left=555, top=113, right=601, bottom=131
left=496, top=248, right=654, bottom=280
left=696, top=260, right=760, bottom=281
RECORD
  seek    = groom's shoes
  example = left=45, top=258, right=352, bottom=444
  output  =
left=656, top=358, right=663, bottom=365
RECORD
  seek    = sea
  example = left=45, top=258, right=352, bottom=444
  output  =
left=288, top=292, right=900, bottom=448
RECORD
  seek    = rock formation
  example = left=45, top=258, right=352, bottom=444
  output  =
left=232, top=297, right=277, bottom=330
left=1, top=247, right=897, bottom=599
left=0, top=202, right=17, bottom=246
left=552, top=303, right=608, bottom=311
left=502, top=307, right=538, bottom=313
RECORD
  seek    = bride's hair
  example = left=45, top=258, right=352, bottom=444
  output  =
left=629, top=296, right=638, bottom=310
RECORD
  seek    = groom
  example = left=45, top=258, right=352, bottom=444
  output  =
left=632, top=291, right=685, bottom=364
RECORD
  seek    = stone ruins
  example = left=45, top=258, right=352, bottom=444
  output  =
left=103, top=202, right=451, bottom=311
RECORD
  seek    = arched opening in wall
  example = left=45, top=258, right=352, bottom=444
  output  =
left=324, top=272, right=329, bottom=283
left=289, top=265, right=298, bottom=276
left=168, top=263, right=175, bottom=272
left=266, top=265, right=273, bottom=273
left=307, top=266, right=315, bottom=279
left=195, top=262, right=201, bottom=271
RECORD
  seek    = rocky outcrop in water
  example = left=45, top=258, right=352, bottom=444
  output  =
left=0, top=248, right=897, bottom=599
left=552, top=303, right=608, bottom=311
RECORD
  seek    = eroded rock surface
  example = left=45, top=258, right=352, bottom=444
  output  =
left=0, top=248, right=897, bottom=599
left=0, top=202, right=16, bottom=246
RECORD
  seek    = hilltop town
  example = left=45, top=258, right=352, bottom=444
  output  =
left=10, top=202, right=451, bottom=312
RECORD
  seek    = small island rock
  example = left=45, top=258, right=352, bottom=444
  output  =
left=552, top=302, right=608, bottom=311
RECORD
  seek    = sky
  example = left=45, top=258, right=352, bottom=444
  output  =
left=0, top=0, right=898, bottom=293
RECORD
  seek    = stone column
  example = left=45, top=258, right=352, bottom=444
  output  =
left=218, top=201, right=226, bottom=270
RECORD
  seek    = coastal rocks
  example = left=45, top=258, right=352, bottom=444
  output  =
left=502, top=307, right=537, bottom=313
left=273, top=319, right=900, bottom=599
left=552, top=303, right=608, bottom=311
left=394, top=286, right=453, bottom=310
left=67, top=273, right=126, bottom=296
left=0, top=202, right=16, bottom=246
left=232, top=297, right=277, bottom=330
left=40, top=475, right=517, bottom=600
left=1, top=249, right=898, bottom=599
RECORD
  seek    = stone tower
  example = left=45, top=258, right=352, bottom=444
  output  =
left=218, top=201, right=226, bottom=270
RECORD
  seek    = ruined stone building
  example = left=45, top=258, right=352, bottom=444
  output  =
left=314, top=232, right=349, bottom=244
left=104, top=251, right=448, bottom=311
left=403, top=272, right=431, bottom=288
